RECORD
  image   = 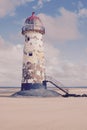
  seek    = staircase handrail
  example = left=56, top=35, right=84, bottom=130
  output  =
left=45, top=75, right=68, bottom=94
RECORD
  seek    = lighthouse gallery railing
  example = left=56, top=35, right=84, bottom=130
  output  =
left=22, top=24, right=45, bottom=34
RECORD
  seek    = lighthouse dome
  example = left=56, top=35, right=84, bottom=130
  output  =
left=25, top=12, right=42, bottom=26
left=22, top=12, right=45, bottom=35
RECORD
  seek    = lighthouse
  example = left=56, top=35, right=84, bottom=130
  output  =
left=21, top=12, right=46, bottom=91
left=12, top=12, right=68, bottom=97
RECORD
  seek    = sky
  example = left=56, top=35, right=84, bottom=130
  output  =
left=0, top=0, right=87, bottom=87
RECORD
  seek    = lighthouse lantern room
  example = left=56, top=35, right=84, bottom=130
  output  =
left=21, top=12, right=45, bottom=91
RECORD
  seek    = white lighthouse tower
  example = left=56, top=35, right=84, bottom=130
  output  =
left=12, top=12, right=68, bottom=97
left=21, top=12, right=45, bottom=90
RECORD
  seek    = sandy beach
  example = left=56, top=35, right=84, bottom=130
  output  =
left=0, top=88, right=87, bottom=130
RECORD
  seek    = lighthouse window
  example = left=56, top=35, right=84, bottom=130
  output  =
left=29, top=52, right=33, bottom=56
left=25, top=36, right=30, bottom=42
left=27, top=37, right=30, bottom=41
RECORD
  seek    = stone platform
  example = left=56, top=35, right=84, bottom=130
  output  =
left=12, top=88, right=61, bottom=97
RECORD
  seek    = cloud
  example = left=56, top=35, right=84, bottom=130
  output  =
left=78, top=8, right=87, bottom=17
left=77, top=1, right=84, bottom=10
left=44, top=42, right=61, bottom=75
left=39, top=8, right=82, bottom=43
left=0, top=35, right=23, bottom=86
left=0, top=35, right=87, bottom=87
left=0, top=35, right=5, bottom=46
left=0, top=7, right=87, bottom=87
left=0, top=0, right=33, bottom=18
left=38, top=10, right=87, bottom=86
left=33, top=0, right=51, bottom=9
left=0, top=0, right=51, bottom=18
left=76, top=1, right=87, bottom=18
left=45, top=43, right=87, bottom=86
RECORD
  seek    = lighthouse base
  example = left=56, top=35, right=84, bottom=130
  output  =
left=12, top=88, right=61, bottom=97
left=21, top=83, right=47, bottom=91
left=12, top=82, right=61, bottom=97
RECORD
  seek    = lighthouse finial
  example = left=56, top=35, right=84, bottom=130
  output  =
left=32, top=12, right=35, bottom=16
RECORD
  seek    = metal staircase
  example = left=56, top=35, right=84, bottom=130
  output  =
left=45, top=76, right=69, bottom=95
